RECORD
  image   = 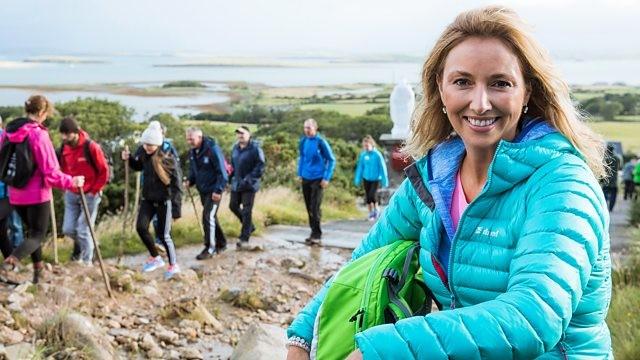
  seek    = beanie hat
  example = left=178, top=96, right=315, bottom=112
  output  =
left=59, top=117, right=80, bottom=134
left=140, top=121, right=163, bottom=146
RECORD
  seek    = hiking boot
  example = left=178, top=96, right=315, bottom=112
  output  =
left=142, top=256, right=165, bottom=273
left=33, top=262, right=45, bottom=284
left=304, top=236, right=321, bottom=246
left=196, top=247, right=214, bottom=260
left=164, top=264, right=181, bottom=280
left=236, top=241, right=250, bottom=250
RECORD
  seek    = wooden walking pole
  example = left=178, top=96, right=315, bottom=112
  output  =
left=186, top=183, right=204, bottom=236
left=79, top=187, right=114, bottom=299
left=131, top=172, right=141, bottom=232
left=49, top=195, right=59, bottom=264
left=120, top=145, right=130, bottom=262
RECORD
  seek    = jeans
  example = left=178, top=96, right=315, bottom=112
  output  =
left=62, top=191, right=101, bottom=262
left=8, top=210, right=23, bottom=248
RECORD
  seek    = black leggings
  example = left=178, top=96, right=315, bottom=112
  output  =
left=11, top=202, right=48, bottom=263
left=363, top=180, right=380, bottom=205
left=136, top=199, right=177, bottom=265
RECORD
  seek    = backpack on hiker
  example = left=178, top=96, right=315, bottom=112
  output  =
left=57, top=140, right=114, bottom=183
left=311, top=240, right=435, bottom=359
left=0, top=136, right=36, bottom=189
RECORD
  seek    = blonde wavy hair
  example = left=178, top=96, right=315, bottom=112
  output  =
left=404, top=5, right=606, bottom=178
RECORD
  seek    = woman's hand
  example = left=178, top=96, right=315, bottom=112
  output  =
left=286, top=346, right=310, bottom=360
left=345, top=349, right=363, bottom=360
left=72, top=176, right=85, bottom=188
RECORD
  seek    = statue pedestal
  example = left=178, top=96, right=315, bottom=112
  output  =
left=377, top=134, right=413, bottom=205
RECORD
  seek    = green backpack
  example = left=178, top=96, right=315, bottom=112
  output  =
left=311, top=240, right=435, bottom=360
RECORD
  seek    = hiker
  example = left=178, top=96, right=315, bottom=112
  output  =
left=151, top=123, right=181, bottom=253
left=600, top=144, right=619, bottom=211
left=0, top=95, right=85, bottom=284
left=185, top=127, right=228, bottom=260
left=354, top=135, right=388, bottom=221
left=229, top=126, right=264, bottom=249
left=0, top=115, right=24, bottom=251
left=297, top=118, right=335, bottom=245
left=121, top=121, right=182, bottom=279
left=287, top=6, right=612, bottom=359
left=633, top=159, right=640, bottom=200
left=58, top=117, right=109, bottom=265
left=622, top=156, right=637, bottom=200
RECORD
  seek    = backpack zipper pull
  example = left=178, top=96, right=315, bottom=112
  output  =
left=349, top=309, right=364, bottom=323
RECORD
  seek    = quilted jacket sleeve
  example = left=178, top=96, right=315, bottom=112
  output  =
left=287, top=178, right=423, bottom=344
left=355, top=159, right=608, bottom=359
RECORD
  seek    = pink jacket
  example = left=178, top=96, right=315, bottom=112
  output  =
left=0, top=118, right=73, bottom=205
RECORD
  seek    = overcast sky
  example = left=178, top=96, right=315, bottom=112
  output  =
left=1, top=0, right=638, bottom=59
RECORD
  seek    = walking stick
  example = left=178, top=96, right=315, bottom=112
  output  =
left=49, top=195, right=58, bottom=265
left=120, top=145, right=129, bottom=262
left=130, top=172, right=141, bottom=232
left=79, top=187, right=114, bottom=299
left=186, top=181, right=204, bottom=236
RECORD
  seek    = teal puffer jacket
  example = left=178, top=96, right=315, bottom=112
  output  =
left=288, top=119, right=612, bottom=359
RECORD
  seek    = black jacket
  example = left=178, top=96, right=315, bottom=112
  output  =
left=129, top=145, right=182, bottom=217
left=188, top=137, right=228, bottom=195
left=230, top=140, right=265, bottom=192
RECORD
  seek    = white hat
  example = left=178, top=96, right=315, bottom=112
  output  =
left=140, top=121, right=163, bottom=146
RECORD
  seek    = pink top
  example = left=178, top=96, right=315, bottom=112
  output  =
left=450, top=170, right=469, bottom=230
left=0, top=119, right=73, bottom=205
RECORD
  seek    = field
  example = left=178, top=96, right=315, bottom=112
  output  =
left=588, top=121, right=640, bottom=153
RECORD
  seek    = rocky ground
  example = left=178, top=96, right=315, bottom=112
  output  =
left=0, top=235, right=352, bottom=359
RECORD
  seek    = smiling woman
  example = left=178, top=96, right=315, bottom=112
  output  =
left=287, top=5, right=612, bottom=360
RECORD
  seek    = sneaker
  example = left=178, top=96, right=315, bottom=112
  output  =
left=142, top=256, right=165, bottom=273
left=236, top=241, right=249, bottom=250
left=214, top=245, right=227, bottom=255
left=164, top=264, right=181, bottom=280
left=367, top=211, right=375, bottom=222
left=196, top=247, right=214, bottom=260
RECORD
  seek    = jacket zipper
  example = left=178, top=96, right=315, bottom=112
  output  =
left=444, top=141, right=503, bottom=311
left=558, top=333, right=568, bottom=360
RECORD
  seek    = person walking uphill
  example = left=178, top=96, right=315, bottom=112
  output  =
left=58, top=117, right=109, bottom=265
left=298, top=118, right=335, bottom=245
left=354, top=135, right=388, bottom=221
left=0, top=95, right=84, bottom=284
left=287, top=6, right=612, bottom=359
left=185, top=127, right=228, bottom=260
left=622, top=156, right=637, bottom=200
left=122, top=121, right=182, bottom=280
left=230, top=126, right=265, bottom=249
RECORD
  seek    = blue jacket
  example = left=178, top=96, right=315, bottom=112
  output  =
left=298, top=134, right=336, bottom=181
left=354, top=148, right=388, bottom=188
left=188, top=137, right=228, bottom=195
left=230, top=140, right=265, bottom=192
left=288, top=118, right=612, bottom=359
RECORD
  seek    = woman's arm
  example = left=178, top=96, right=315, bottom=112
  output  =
left=287, top=179, right=423, bottom=344
left=354, top=159, right=607, bottom=359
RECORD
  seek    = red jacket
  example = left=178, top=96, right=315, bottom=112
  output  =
left=59, top=130, right=109, bottom=194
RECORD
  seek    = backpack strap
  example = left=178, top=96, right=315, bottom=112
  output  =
left=83, top=140, right=100, bottom=174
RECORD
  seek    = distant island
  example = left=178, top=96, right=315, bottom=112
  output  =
left=23, top=56, right=108, bottom=64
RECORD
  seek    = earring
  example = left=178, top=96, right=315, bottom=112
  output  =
left=442, top=107, right=447, bottom=114
left=523, top=105, right=528, bottom=114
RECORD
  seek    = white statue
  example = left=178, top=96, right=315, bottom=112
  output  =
left=389, top=79, right=415, bottom=139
